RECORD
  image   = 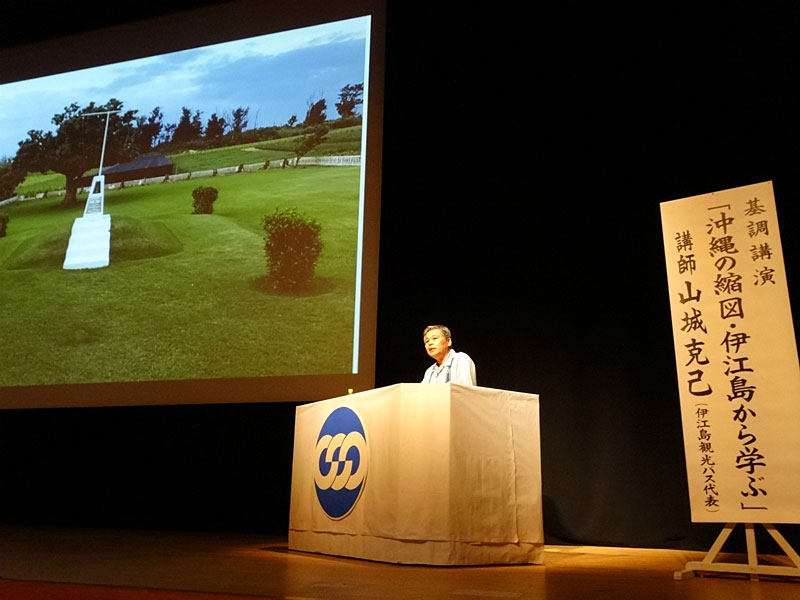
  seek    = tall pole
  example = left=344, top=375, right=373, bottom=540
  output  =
left=81, top=109, right=120, bottom=175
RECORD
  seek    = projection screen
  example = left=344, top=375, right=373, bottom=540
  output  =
left=0, top=0, right=384, bottom=408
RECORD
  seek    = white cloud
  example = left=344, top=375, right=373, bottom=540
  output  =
left=0, top=16, right=370, bottom=157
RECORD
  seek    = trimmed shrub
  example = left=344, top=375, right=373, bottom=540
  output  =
left=0, top=214, right=8, bottom=238
left=262, top=208, right=323, bottom=291
left=191, top=186, right=218, bottom=214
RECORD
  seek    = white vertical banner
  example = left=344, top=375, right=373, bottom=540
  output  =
left=661, top=181, right=800, bottom=523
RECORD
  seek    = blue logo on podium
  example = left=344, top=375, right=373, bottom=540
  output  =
left=314, top=406, right=369, bottom=519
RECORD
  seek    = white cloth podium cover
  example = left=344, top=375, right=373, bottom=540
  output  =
left=288, top=383, right=544, bottom=565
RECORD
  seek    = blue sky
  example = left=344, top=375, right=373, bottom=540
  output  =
left=0, top=16, right=370, bottom=159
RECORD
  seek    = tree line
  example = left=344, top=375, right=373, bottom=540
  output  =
left=0, top=83, right=363, bottom=205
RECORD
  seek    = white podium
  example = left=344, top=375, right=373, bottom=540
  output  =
left=288, top=383, right=544, bottom=565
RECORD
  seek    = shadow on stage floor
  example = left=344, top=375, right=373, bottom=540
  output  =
left=1, top=525, right=799, bottom=599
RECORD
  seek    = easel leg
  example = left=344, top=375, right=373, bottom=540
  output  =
left=745, top=523, right=759, bottom=581
left=704, top=523, right=736, bottom=563
left=764, top=524, right=800, bottom=569
left=676, top=523, right=800, bottom=581
left=674, top=523, right=735, bottom=580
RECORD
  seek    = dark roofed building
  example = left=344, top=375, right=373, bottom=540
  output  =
left=77, top=153, right=174, bottom=187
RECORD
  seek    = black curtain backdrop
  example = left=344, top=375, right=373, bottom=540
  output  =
left=1, top=2, right=799, bottom=553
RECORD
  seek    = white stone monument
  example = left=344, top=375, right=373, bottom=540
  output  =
left=62, top=174, right=111, bottom=269
left=63, top=109, right=118, bottom=270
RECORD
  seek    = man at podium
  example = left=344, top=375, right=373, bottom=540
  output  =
left=289, top=326, right=543, bottom=566
left=421, top=324, right=477, bottom=385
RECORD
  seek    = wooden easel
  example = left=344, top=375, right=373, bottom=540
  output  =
left=675, top=523, right=800, bottom=580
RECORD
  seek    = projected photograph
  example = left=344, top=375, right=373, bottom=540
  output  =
left=0, top=16, right=372, bottom=389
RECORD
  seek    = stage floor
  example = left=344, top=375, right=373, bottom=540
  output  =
left=1, top=525, right=799, bottom=599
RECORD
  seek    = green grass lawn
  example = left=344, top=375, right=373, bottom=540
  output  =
left=0, top=167, right=361, bottom=386
left=13, top=171, right=67, bottom=197
left=169, top=125, right=362, bottom=173
left=169, top=146, right=290, bottom=173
